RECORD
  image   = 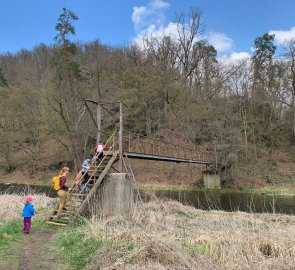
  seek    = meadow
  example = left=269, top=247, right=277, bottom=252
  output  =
left=1, top=194, right=295, bottom=269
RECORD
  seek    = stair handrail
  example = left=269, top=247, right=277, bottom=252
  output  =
left=122, top=130, right=216, bottom=162
left=70, top=129, right=118, bottom=194
left=70, top=153, right=118, bottom=223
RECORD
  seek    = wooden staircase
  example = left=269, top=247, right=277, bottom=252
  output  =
left=46, top=138, right=119, bottom=226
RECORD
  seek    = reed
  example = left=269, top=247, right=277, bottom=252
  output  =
left=0, top=194, right=56, bottom=226
left=82, top=199, right=295, bottom=269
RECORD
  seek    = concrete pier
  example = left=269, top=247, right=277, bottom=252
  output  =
left=97, top=173, right=135, bottom=217
left=203, top=172, right=220, bottom=188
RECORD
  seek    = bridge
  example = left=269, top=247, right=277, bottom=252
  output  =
left=46, top=99, right=222, bottom=226
left=122, top=131, right=219, bottom=169
left=84, top=99, right=220, bottom=171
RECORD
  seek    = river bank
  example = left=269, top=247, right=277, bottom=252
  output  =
left=1, top=194, right=295, bottom=269
left=2, top=180, right=295, bottom=216
left=2, top=178, right=295, bottom=197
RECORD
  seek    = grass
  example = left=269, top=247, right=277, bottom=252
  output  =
left=2, top=193, right=295, bottom=269
left=139, top=183, right=295, bottom=197
left=82, top=200, right=295, bottom=269
left=0, top=219, right=47, bottom=247
left=0, top=193, right=56, bottom=268
left=0, top=220, right=23, bottom=248
left=0, top=220, right=23, bottom=269
left=51, top=227, right=103, bottom=270
left=243, top=187, right=295, bottom=196
left=0, top=219, right=51, bottom=268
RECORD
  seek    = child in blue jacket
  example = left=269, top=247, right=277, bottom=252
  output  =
left=22, top=196, right=35, bottom=234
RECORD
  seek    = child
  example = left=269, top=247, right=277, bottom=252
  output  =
left=22, top=196, right=35, bottom=234
left=94, top=140, right=106, bottom=161
left=77, top=155, right=93, bottom=192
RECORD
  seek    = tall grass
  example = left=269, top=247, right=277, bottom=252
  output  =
left=54, top=199, right=295, bottom=269
left=0, top=194, right=56, bottom=226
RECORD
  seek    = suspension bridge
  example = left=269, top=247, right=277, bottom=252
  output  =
left=46, top=99, right=222, bottom=226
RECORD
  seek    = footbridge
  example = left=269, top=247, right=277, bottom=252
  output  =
left=121, top=131, right=219, bottom=169
left=84, top=99, right=221, bottom=171
left=47, top=100, right=222, bottom=226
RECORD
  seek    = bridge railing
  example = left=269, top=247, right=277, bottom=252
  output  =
left=121, top=131, right=215, bottom=162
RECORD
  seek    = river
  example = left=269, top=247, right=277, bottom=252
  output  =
left=1, top=183, right=294, bottom=215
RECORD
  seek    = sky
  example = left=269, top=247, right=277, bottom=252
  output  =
left=1, top=0, right=295, bottom=61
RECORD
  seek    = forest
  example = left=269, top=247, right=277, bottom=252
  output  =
left=0, top=8, right=295, bottom=188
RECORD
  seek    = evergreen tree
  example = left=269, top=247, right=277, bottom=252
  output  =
left=48, top=8, right=89, bottom=170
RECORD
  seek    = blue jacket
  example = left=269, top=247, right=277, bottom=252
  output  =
left=22, top=203, right=35, bottom=218
left=81, top=158, right=91, bottom=172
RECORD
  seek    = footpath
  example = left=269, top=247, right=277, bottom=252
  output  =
left=0, top=228, right=68, bottom=270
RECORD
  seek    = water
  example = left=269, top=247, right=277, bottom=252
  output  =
left=0, top=183, right=56, bottom=198
left=1, top=183, right=295, bottom=215
left=141, top=189, right=295, bottom=215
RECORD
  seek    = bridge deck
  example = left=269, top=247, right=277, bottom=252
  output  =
left=123, top=151, right=216, bottom=165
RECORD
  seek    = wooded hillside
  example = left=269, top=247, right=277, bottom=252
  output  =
left=0, top=8, right=294, bottom=187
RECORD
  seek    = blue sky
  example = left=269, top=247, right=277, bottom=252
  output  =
left=1, top=0, right=295, bottom=60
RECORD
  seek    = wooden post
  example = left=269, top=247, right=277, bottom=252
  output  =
left=128, top=132, right=131, bottom=151
left=96, top=103, right=101, bottom=144
left=215, top=145, right=218, bottom=170
left=119, top=101, right=123, bottom=172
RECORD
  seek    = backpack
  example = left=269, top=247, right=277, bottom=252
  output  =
left=52, top=175, right=61, bottom=191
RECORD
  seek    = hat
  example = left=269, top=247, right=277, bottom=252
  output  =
left=87, top=154, right=93, bottom=160
left=25, top=196, right=33, bottom=203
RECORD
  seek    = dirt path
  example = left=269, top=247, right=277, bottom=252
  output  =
left=0, top=229, right=69, bottom=270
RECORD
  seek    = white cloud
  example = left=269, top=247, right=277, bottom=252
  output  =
left=270, top=26, right=295, bottom=44
left=131, top=0, right=251, bottom=64
left=132, top=7, right=147, bottom=30
left=207, top=32, right=234, bottom=53
left=219, top=52, right=251, bottom=65
left=132, top=0, right=170, bottom=32
left=132, top=22, right=179, bottom=47
left=228, top=52, right=251, bottom=61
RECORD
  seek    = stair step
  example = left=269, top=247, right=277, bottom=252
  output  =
left=50, top=207, right=75, bottom=214
left=72, top=193, right=87, bottom=197
left=88, top=169, right=104, bottom=173
left=50, top=218, right=69, bottom=224
left=69, top=201, right=83, bottom=206
left=46, top=221, right=68, bottom=226
left=50, top=215, right=70, bottom=219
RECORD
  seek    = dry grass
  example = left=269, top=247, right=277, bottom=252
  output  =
left=83, top=199, right=295, bottom=270
left=0, top=194, right=56, bottom=226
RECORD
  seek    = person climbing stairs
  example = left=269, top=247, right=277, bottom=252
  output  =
left=46, top=135, right=118, bottom=226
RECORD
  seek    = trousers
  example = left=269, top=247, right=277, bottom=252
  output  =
left=23, top=217, right=31, bottom=234
left=57, top=190, right=71, bottom=215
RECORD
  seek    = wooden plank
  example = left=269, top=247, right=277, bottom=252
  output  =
left=46, top=221, right=68, bottom=226
left=50, top=215, right=70, bottom=220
